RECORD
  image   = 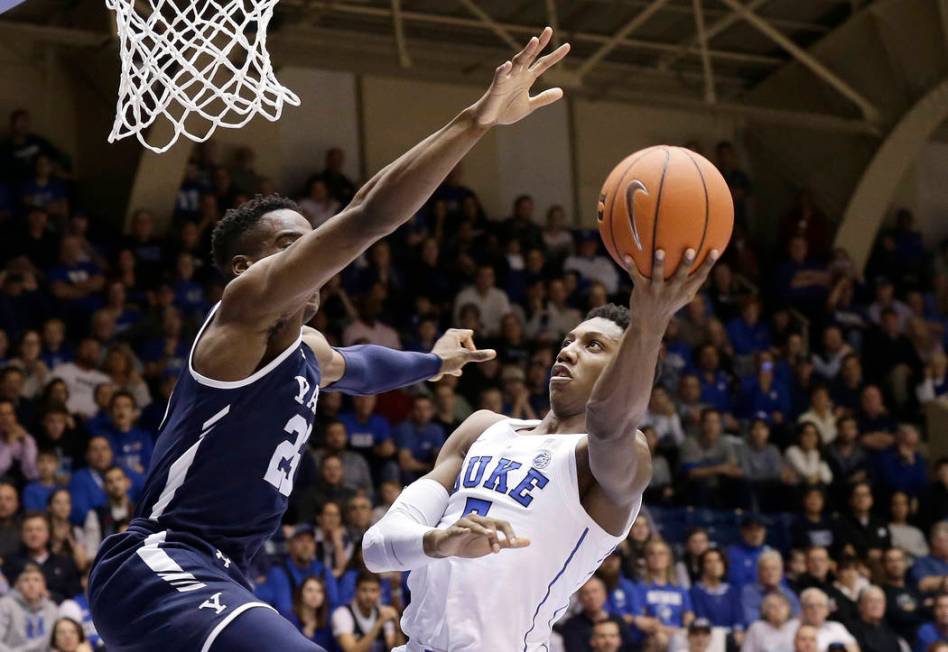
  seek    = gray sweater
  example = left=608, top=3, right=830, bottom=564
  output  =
left=0, top=590, right=57, bottom=652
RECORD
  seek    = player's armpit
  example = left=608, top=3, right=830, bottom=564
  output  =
left=425, top=410, right=506, bottom=491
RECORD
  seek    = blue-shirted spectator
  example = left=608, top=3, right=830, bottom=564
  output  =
left=338, top=395, right=395, bottom=478
left=910, top=522, right=948, bottom=596
left=395, top=396, right=445, bottom=484
left=22, top=449, right=61, bottom=513
left=68, top=435, right=142, bottom=525
left=287, top=575, right=335, bottom=651
left=632, top=540, right=694, bottom=647
left=48, top=236, right=105, bottom=320
left=875, top=424, right=928, bottom=500
left=19, top=154, right=67, bottom=212
left=915, top=593, right=948, bottom=652
left=254, top=525, right=339, bottom=619
left=95, top=392, right=153, bottom=477
left=690, top=548, right=744, bottom=634
left=695, top=344, right=734, bottom=415
left=739, top=358, right=791, bottom=423
left=597, top=550, right=639, bottom=624
left=727, top=298, right=771, bottom=356
left=727, top=515, right=769, bottom=587
left=740, top=550, right=800, bottom=624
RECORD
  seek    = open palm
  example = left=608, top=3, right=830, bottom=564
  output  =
left=473, top=27, right=570, bottom=127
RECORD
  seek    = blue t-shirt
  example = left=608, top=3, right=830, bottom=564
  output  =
left=634, top=581, right=692, bottom=627
left=915, top=623, right=948, bottom=652
left=690, top=582, right=744, bottom=630
left=910, top=555, right=948, bottom=593
left=105, top=426, right=155, bottom=476
left=738, top=378, right=791, bottom=420
left=22, top=481, right=59, bottom=513
left=606, top=577, right=640, bottom=618
left=875, top=446, right=928, bottom=498
left=698, top=370, right=733, bottom=414
left=726, top=317, right=771, bottom=356
left=395, top=421, right=445, bottom=465
left=254, top=559, right=339, bottom=618
left=338, top=413, right=392, bottom=453
left=47, top=262, right=103, bottom=313
left=740, top=582, right=800, bottom=624
left=727, top=544, right=767, bottom=587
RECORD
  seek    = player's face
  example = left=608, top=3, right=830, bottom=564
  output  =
left=549, top=318, right=624, bottom=418
left=244, top=210, right=320, bottom=320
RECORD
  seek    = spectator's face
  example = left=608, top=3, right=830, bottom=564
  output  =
left=347, top=497, right=372, bottom=529
left=799, top=426, right=819, bottom=451
left=687, top=530, right=709, bottom=556
left=321, top=458, right=343, bottom=485
left=11, top=111, right=30, bottom=136
left=890, top=493, right=909, bottom=522
left=805, top=548, right=830, bottom=580
left=589, top=621, right=621, bottom=652
left=19, top=331, right=40, bottom=361
left=110, top=396, right=136, bottom=430
left=758, top=556, right=782, bottom=587
left=800, top=594, right=829, bottom=627
left=355, top=580, right=381, bottom=611
left=49, top=490, right=71, bottom=520
left=861, top=387, right=883, bottom=414
left=300, top=579, right=325, bottom=610
left=688, top=629, right=711, bottom=652
left=288, top=533, right=315, bottom=563
left=1, top=371, right=23, bottom=399
left=177, top=254, right=194, bottom=279
left=936, top=596, right=948, bottom=626
left=823, top=327, right=842, bottom=351
left=77, top=339, right=101, bottom=367
left=881, top=311, right=900, bottom=336
left=838, top=419, right=858, bottom=443
left=841, top=357, right=861, bottom=384
left=434, top=386, right=455, bottom=412
left=548, top=279, right=567, bottom=303
left=60, top=236, right=82, bottom=265
left=700, top=412, right=722, bottom=441
left=646, top=543, right=671, bottom=573
left=514, top=197, right=534, bottom=220
left=476, top=267, right=495, bottom=291
left=578, top=578, right=607, bottom=613
left=479, top=388, right=503, bottom=412
left=883, top=549, right=905, bottom=580
left=43, top=320, right=64, bottom=347
left=412, top=399, right=433, bottom=424
left=53, top=620, right=81, bottom=651
left=701, top=551, right=725, bottom=581
left=379, top=482, right=400, bottom=505
left=762, top=595, right=790, bottom=625
left=326, top=148, right=344, bottom=171
left=897, top=425, right=918, bottom=450
left=859, top=590, right=885, bottom=622
left=16, top=570, right=44, bottom=604
left=680, top=375, right=701, bottom=402
left=87, top=437, right=113, bottom=471
left=36, top=454, right=57, bottom=480
left=789, top=238, right=807, bottom=262
left=811, top=388, right=830, bottom=411
left=35, top=155, right=52, bottom=178
left=803, top=490, right=824, bottom=514
left=105, top=468, right=129, bottom=500
left=851, top=484, right=873, bottom=514
left=320, top=502, right=342, bottom=530
left=0, top=485, right=18, bottom=519
left=550, top=318, right=623, bottom=419
left=0, top=402, right=16, bottom=432
left=95, top=383, right=115, bottom=411
left=21, top=517, right=48, bottom=551
left=579, top=239, right=598, bottom=257
left=931, top=529, right=948, bottom=558
left=750, top=421, right=769, bottom=446
left=325, top=424, right=347, bottom=451
left=630, top=516, right=651, bottom=542
left=699, top=346, right=719, bottom=370
left=794, top=625, right=819, bottom=652
left=353, top=395, right=376, bottom=417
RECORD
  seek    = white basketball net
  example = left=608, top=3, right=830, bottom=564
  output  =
left=106, top=0, right=300, bottom=154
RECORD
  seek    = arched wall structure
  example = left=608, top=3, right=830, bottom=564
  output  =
left=835, top=77, right=948, bottom=270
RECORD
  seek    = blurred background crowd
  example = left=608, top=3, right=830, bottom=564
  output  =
left=0, top=107, right=945, bottom=652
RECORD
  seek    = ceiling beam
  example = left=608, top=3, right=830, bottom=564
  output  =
left=288, top=1, right=782, bottom=67
left=391, top=0, right=411, bottom=68
left=658, top=0, right=769, bottom=71
left=575, top=0, right=672, bottom=80
left=691, top=0, right=716, bottom=104
left=719, top=0, right=881, bottom=123
left=455, top=0, right=520, bottom=51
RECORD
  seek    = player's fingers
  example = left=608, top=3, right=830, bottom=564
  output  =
left=447, top=328, right=474, bottom=338
left=494, top=60, right=512, bottom=81
left=687, top=249, right=719, bottom=290
left=536, top=26, right=553, bottom=54
left=623, top=255, right=647, bottom=285
left=651, top=248, right=666, bottom=285
left=465, top=348, right=497, bottom=363
left=512, top=36, right=539, bottom=71
left=530, top=42, right=571, bottom=76
left=528, top=88, right=564, bottom=110
left=493, top=520, right=520, bottom=547
left=673, top=248, right=696, bottom=283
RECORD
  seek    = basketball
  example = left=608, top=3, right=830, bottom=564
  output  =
left=597, top=145, right=734, bottom=279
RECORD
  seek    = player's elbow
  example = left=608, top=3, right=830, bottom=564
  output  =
left=361, top=526, right=390, bottom=573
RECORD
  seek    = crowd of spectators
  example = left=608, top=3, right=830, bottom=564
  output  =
left=0, top=108, right=946, bottom=652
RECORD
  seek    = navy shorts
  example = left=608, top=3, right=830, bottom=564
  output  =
left=89, top=521, right=281, bottom=652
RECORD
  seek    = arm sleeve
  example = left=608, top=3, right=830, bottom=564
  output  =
left=327, top=345, right=441, bottom=396
left=362, top=478, right=449, bottom=572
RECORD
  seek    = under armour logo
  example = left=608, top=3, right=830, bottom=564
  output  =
left=624, top=179, right=648, bottom=251
left=199, top=592, right=227, bottom=615
left=215, top=550, right=231, bottom=568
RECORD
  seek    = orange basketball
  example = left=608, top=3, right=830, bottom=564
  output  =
left=596, top=145, right=734, bottom=279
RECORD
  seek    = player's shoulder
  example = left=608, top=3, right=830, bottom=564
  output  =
left=443, top=410, right=507, bottom=455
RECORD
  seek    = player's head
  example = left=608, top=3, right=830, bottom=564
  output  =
left=549, top=304, right=630, bottom=418
left=589, top=620, right=621, bottom=652
left=354, top=571, right=382, bottom=610
left=211, top=194, right=320, bottom=320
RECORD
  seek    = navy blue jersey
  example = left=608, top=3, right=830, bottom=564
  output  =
left=135, top=303, right=321, bottom=574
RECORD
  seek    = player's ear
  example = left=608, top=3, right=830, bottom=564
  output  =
left=232, top=255, right=252, bottom=276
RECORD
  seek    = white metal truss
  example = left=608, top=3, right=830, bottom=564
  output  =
left=575, top=0, right=672, bottom=80
left=691, top=0, right=716, bottom=104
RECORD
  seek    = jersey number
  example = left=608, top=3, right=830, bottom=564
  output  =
left=263, top=414, right=312, bottom=497
left=461, top=497, right=493, bottom=518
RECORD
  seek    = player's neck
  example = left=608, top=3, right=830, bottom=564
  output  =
left=533, top=410, right=586, bottom=435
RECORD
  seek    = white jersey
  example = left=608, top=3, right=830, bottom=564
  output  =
left=400, top=418, right=642, bottom=651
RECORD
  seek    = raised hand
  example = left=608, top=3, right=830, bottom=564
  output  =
left=424, top=513, right=530, bottom=559
left=429, top=328, right=496, bottom=382
left=625, top=248, right=718, bottom=326
left=472, top=26, right=570, bottom=128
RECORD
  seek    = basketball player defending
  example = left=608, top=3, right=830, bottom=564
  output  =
left=88, top=28, right=569, bottom=652
left=364, top=247, right=718, bottom=650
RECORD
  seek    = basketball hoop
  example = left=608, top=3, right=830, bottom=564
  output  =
left=106, top=0, right=300, bottom=154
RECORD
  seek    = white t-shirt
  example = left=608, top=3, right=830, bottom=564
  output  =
left=51, top=363, right=111, bottom=418
left=332, top=603, right=394, bottom=642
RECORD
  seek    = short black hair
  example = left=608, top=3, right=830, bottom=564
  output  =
left=211, top=194, right=302, bottom=278
left=584, top=303, right=630, bottom=331
left=355, top=570, right=380, bottom=588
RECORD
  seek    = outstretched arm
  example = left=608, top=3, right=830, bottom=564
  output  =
left=363, top=410, right=529, bottom=572
left=222, top=28, right=569, bottom=327
left=585, top=248, right=718, bottom=506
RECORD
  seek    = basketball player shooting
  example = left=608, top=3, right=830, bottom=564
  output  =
left=364, top=247, right=719, bottom=651
left=87, top=28, right=569, bottom=652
